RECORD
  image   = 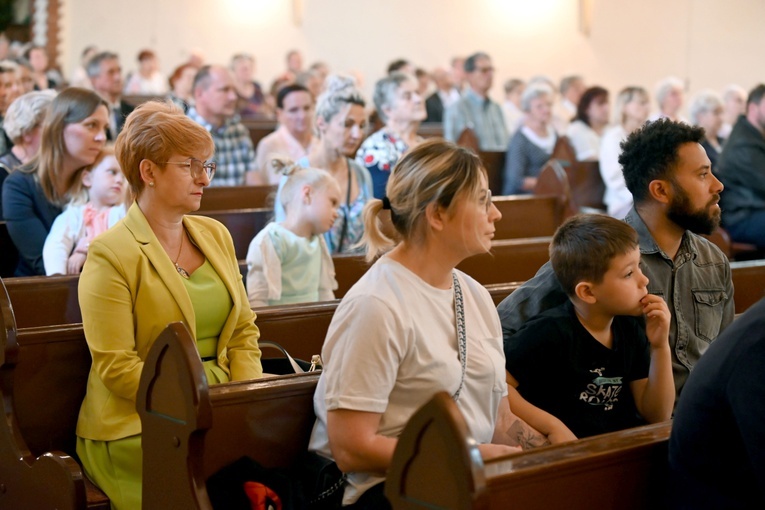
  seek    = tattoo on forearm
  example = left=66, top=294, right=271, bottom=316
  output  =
left=505, top=420, right=551, bottom=449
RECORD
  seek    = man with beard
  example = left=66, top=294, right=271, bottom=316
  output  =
left=187, top=65, right=255, bottom=186
left=498, top=118, right=734, bottom=399
left=717, top=83, right=765, bottom=249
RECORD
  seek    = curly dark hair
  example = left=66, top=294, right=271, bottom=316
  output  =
left=618, top=118, right=704, bottom=204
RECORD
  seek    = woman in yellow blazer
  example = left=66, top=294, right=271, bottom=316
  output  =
left=76, top=101, right=262, bottom=510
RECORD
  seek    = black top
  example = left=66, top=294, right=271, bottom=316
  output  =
left=1, top=170, right=62, bottom=275
left=505, top=300, right=650, bottom=438
left=668, top=297, right=765, bottom=509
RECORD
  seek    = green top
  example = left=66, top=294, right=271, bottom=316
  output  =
left=181, top=259, right=233, bottom=384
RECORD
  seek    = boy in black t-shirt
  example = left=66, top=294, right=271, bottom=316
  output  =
left=505, top=214, right=674, bottom=439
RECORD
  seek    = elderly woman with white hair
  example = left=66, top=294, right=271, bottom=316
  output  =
left=650, top=76, right=688, bottom=123
left=502, top=82, right=556, bottom=195
left=690, top=90, right=724, bottom=170
left=355, top=71, right=426, bottom=199
left=275, top=75, right=372, bottom=254
left=0, top=90, right=55, bottom=220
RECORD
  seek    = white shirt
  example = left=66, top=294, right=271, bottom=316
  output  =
left=309, top=257, right=506, bottom=505
left=43, top=203, right=126, bottom=275
left=599, top=125, right=633, bottom=219
left=566, top=120, right=602, bottom=161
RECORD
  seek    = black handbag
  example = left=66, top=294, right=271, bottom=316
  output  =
left=259, top=340, right=321, bottom=375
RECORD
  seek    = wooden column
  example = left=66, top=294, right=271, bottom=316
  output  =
left=31, top=0, right=61, bottom=68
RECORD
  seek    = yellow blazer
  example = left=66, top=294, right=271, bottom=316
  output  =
left=76, top=203, right=262, bottom=441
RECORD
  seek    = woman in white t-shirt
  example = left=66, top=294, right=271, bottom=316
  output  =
left=308, top=139, right=565, bottom=508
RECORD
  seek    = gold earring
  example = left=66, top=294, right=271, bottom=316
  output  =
left=148, top=182, right=154, bottom=187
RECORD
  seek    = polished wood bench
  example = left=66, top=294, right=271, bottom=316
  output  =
left=193, top=207, right=273, bottom=260
left=492, top=195, right=564, bottom=239
left=387, top=391, right=671, bottom=510
left=197, top=195, right=562, bottom=263
left=196, top=185, right=277, bottom=212
left=731, top=259, right=765, bottom=314
left=0, top=279, right=109, bottom=509
left=138, top=322, right=320, bottom=509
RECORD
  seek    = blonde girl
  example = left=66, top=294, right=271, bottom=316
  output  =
left=43, top=146, right=127, bottom=275
left=246, top=158, right=341, bottom=307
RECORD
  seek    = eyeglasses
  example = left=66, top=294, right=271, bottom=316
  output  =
left=163, top=159, right=216, bottom=181
left=476, top=66, right=495, bottom=74
left=481, top=189, right=493, bottom=214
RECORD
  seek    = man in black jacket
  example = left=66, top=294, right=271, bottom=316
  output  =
left=717, top=83, right=765, bottom=249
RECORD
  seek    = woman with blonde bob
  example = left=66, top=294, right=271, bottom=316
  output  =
left=308, top=139, right=556, bottom=508
left=76, top=101, right=262, bottom=510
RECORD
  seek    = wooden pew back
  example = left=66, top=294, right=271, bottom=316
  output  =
left=457, top=237, right=551, bottom=285
left=0, top=278, right=105, bottom=509
left=492, top=195, right=564, bottom=239
left=5, top=274, right=81, bottom=328
left=387, top=392, right=670, bottom=510
left=193, top=207, right=273, bottom=260
left=731, top=259, right=765, bottom=314
left=241, top=119, right=278, bottom=149
left=196, top=185, right=277, bottom=212
left=138, top=322, right=320, bottom=509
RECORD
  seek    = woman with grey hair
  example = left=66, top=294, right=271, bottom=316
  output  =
left=650, top=76, right=687, bottom=122
left=275, top=75, right=372, bottom=254
left=0, top=90, right=55, bottom=219
left=690, top=90, right=724, bottom=169
left=503, top=82, right=556, bottom=195
left=355, top=71, right=426, bottom=198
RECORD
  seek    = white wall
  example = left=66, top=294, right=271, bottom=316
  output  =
left=60, top=0, right=765, bottom=110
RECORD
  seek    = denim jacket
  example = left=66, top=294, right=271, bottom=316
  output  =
left=497, top=207, right=734, bottom=397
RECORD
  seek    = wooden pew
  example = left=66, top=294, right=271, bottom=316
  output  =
left=4, top=274, right=81, bottom=328
left=479, top=151, right=505, bottom=196
left=731, top=259, right=765, bottom=314
left=458, top=237, right=551, bottom=285
left=193, top=207, right=273, bottom=260
left=194, top=194, right=561, bottom=262
left=492, top=196, right=564, bottom=239
left=196, top=185, right=277, bottom=212
left=241, top=119, right=278, bottom=149
left=137, top=322, right=320, bottom=509
left=0, top=279, right=109, bottom=509
left=387, top=391, right=671, bottom=510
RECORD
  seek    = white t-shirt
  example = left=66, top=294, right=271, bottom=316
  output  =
left=309, top=256, right=507, bottom=505
left=566, top=119, right=601, bottom=161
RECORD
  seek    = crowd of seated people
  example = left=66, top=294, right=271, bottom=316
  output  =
left=0, top=34, right=763, bottom=509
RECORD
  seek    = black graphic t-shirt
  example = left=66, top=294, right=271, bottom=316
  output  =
left=505, top=300, right=650, bottom=438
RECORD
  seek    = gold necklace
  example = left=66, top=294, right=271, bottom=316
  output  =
left=174, top=230, right=190, bottom=279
